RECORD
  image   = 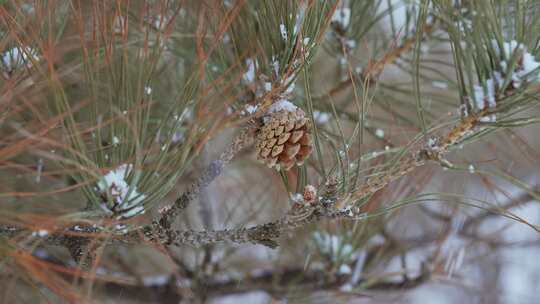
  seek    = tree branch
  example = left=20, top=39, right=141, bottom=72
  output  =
left=0, top=108, right=498, bottom=252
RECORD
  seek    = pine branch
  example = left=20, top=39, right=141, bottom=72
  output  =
left=139, top=106, right=504, bottom=248
left=142, top=198, right=354, bottom=249
left=0, top=107, right=503, bottom=252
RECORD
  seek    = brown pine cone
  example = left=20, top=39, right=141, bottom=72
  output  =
left=255, top=105, right=312, bottom=170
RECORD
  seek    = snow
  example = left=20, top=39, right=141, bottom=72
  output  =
left=242, top=104, right=258, bottom=115
left=293, top=8, right=305, bottom=36
left=521, top=52, right=540, bottom=76
left=279, top=23, right=288, bottom=40
left=31, top=229, right=49, bottom=237
left=266, top=99, right=297, bottom=115
left=2, top=46, right=39, bottom=71
left=21, top=3, right=34, bottom=13
left=242, top=59, right=256, bottom=83
left=375, top=128, right=385, bottom=139
left=222, top=0, right=233, bottom=8
left=485, top=78, right=496, bottom=108
left=152, top=15, right=170, bottom=30
left=458, top=104, right=469, bottom=118
left=432, top=81, right=448, bottom=89
left=245, top=105, right=258, bottom=114
left=97, top=164, right=146, bottom=218
left=457, top=18, right=472, bottom=32
left=441, top=229, right=467, bottom=278
left=471, top=40, right=540, bottom=116
left=479, top=114, right=497, bottom=123
left=119, top=205, right=144, bottom=219
left=223, top=33, right=230, bottom=44
left=427, top=137, right=440, bottom=151
left=345, top=39, right=356, bottom=49
left=331, top=7, right=351, bottom=28
left=144, top=86, right=152, bottom=95
left=472, top=78, right=496, bottom=111
left=491, top=40, right=540, bottom=87
left=493, top=201, right=540, bottom=304
left=473, top=85, right=486, bottom=110
left=338, top=264, right=352, bottom=274
left=444, top=245, right=466, bottom=278
left=377, top=0, right=416, bottom=33
left=142, top=275, right=169, bottom=287
left=290, top=192, right=303, bottom=203
left=282, top=74, right=296, bottom=95
left=340, top=283, right=353, bottom=292
left=312, top=231, right=354, bottom=262
left=313, top=111, right=330, bottom=124
left=494, top=40, right=520, bottom=60
left=350, top=250, right=366, bottom=284
left=271, top=56, right=280, bottom=76
left=115, top=224, right=129, bottom=234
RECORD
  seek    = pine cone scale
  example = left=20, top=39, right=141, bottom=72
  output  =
left=255, top=106, right=313, bottom=170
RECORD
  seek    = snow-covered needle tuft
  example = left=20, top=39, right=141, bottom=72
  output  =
left=312, top=231, right=354, bottom=262
left=97, top=164, right=146, bottom=218
left=331, top=7, right=351, bottom=29
left=470, top=40, right=540, bottom=122
left=1, top=47, right=39, bottom=72
left=243, top=59, right=257, bottom=83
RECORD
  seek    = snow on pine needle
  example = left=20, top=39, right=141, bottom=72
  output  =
left=331, top=6, right=351, bottom=29
left=266, top=99, right=298, bottom=114
left=97, top=164, right=146, bottom=218
left=241, top=56, right=297, bottom=102
left=494, top=40, right=540, bottom=88
left=243, top=58, right=257, bottom=83
left=313, top=111, right=330, bottom=124
left=1, top=46, right=39, bottom=72
left=470, top=40, right=540, bottom=122
left=312, top=231, right=355, bottom=263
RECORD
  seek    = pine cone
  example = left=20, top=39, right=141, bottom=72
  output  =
left=255, top=107, right=312, bottom=170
